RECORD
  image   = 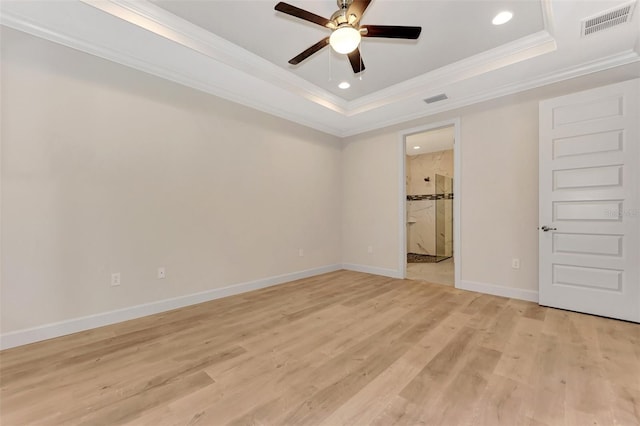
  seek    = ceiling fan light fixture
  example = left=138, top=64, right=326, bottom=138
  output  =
left=329, top=25, right=361, bottom=54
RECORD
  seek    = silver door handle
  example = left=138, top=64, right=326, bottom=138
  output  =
left=541, top=226, right=557, bottom=232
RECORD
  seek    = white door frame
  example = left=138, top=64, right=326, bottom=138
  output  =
left=398, top=118, right=461, bottom=287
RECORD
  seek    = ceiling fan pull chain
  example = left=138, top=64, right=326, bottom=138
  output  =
left=359, top=43, right=363, bottom=79
left=328, top=48, right=333, bottom=82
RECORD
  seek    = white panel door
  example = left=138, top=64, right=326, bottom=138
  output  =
left=539, top=79, right=640, bottom=322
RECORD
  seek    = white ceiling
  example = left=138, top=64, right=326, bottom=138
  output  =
left=406, top=126, right=454, bottom=156
left=1, top=0, right=639, bottom=136
left=151, top=0, right=546, bottom=101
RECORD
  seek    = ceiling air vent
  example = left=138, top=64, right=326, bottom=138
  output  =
left=581, top=1, right=636, bottom=36
left=424, top=94, right=448, bottom=104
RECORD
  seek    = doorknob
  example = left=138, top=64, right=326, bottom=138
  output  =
left=541, top=225, right=557, bottom=232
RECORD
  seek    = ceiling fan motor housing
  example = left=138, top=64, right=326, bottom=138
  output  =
left=330, top=9, right=350, bottom=26
left=331, top=0, right=360, bottom=27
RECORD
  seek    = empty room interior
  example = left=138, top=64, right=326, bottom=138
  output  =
left=1, top=0, right=640, bottom=425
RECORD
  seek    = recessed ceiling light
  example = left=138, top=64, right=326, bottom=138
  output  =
left=413, top=146, right=421, bottom=150
left=492, top=11, right=513, bottom=25
left=338, top=81, right=351, bottom=89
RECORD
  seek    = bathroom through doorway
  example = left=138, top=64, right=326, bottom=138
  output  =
left=404, top=124, right=456, bottom=286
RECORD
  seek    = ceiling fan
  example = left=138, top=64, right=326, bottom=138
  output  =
left=274, top=0, right=422, bottom=74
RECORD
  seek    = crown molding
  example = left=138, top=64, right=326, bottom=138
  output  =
left=541, top=0, right=556, bottom=37
left=346, top=30, right=557, bottom=115
left=0, top=1, right=345, bottom=136
left=340, top=50, right=640, bottom=137
left=81, top=0, right=350, bottom=114
left=344, top=0, right=556, bottom=115
left=2, top=0, right=637, bottom=138
left=82, top=0, right=558, bottom=117
left=6, top=0, right=557, bottom=117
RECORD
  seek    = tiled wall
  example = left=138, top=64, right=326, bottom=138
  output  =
left=406, top=150, right=454, bottom=256
left=407, top=199, right=436, bottom=254
left=406, top=149, right=453, bottom=196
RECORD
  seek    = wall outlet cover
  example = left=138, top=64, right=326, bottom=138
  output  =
left=111, top=272, right=121, bottom=286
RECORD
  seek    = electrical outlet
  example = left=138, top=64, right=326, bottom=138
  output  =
left=157, top=267, right=166, bottom=279
left=298, top=248, right=304, bottom=257
left=367, top=245, right=373, bottom=254
left=111, top=272, right=121, bottom=286
left=512, top=258, right=520, bottom=269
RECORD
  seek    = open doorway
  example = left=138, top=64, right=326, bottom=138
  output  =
left=401, top=122, right=459, bottom=286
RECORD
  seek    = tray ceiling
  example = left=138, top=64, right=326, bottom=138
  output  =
left=1, top=0, right=639, bottom=136
left=151, top=0, right=545, bottom=101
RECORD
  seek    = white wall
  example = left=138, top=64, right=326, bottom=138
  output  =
left=0, top=28, right=342, bottom=336
left=342, top=99, right=540, bottom=294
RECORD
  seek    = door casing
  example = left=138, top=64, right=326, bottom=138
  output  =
left=398, top=118, right=461, bottom=286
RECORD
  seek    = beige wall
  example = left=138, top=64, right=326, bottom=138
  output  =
left=2, top=26, right=564, bottom=338
left=341, top=132, right=401, bottom=273
left=0, top=29, right=342, bottom=333
left=342, top=100, right=539, bottom=292
left=459, top=102, right=539, bottom=290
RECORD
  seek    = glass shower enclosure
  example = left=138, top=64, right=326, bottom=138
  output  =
left=435, top=174, right=453, bottom=261
left=406, top=173, right=453, bottom=263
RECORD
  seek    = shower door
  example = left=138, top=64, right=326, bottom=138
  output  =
left=435, top=174, right=453, bottom=260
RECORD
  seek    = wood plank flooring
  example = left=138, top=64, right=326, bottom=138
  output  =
left=1, top=270, right=639, bottom=425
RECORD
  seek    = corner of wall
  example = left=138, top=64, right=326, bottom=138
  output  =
left=0, top=264, right=342, bottom=350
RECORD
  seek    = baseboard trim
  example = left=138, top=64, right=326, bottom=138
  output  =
left=341, top=263, right=403, bottom=279
left=0, top=264, right=342, bottom=350
left=457, top=280, right=539, bottom=303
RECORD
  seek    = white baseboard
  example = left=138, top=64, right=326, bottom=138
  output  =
left=341, top=266, right=539, bottom=303
left=341, top=263, right=403, bottom=279
left=1, top=267, right=541, bottom=350
left=0, top=264, right=342, bottom=350
left=457, top=280, right=539, bottom=303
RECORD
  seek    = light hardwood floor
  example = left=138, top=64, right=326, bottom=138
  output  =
left=1, top=270, right=639, bottom=425
left=406, top=258, right=454, bottom=286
